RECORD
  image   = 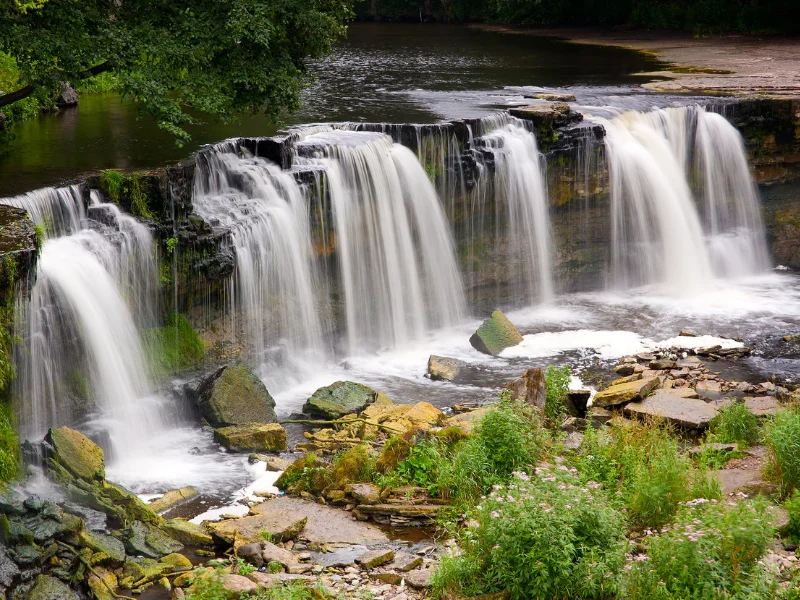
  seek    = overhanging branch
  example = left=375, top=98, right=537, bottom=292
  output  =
left=0, top=60, right=113, bottom=108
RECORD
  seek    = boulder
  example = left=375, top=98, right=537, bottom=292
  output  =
left=148, top=487, right=198, bottom=513
left=356, top=549, right=394, bottom=569
left=469, top=311, right=523, bottom=356
left=45, top=427, right=105, bottom=482
left=303, top=381, right=382, bottom=420
left=593, top=377, right=660, bottom=408
left=195, top=365, right=277, bottom=427
left=503, top=368, right=546, bottom=409
left=261, top=541, right=298, bottom=568
left=427, top=355, right=465, bottom=381
left=87, top=566, right=117, bottom=600
left=125, top=521, right=183, bottom=558
left=345, top=483, right=381, bottom=505
left=587, top=406, right=613, bottom=426
left=209, top=509, right=307, bottom=545
left=0, top=547, right=19, bottom=594
left=624, top=390, right=718, bottom=429
left=214, top=423, right=287, bottom=452
left=649, top=360, right=677, bottom=370
left=507, top=103, right=582, bottom=130
left=161, top=519, right=213, bottom=547
left=78, top=529, right=126, bottom=564
left=55, top=84, right=79, bottom=107
left=745, top=396, right=779, bottom=417
left=29, top=574, right=79, bottom=600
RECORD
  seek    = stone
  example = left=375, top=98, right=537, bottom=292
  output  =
left=126, top=521, right=184, bottom=558
left=371, top=572, right=403, bottom=585
left=286, top=564, right=312, bottom=574
left=404, top=566, right=434, bottom=589
left=29, top=574, right=79, bottom=600
left=714, top=469, right=761, bottom=495
left=303, top=381, right=382, bottom=420
left=195, top=365, right=277, bottom=427
left=0, top=547, right=19, bottom=591
left=403, top=402, right=443, bottom=430
left=530, top=92, right=576, bottom=102
left=565, top=389, right=591, bottom=417
left=649, top=360, right=677, bottom=370
left=592, top=377, right=659, bottom=408
left=220, top=573, right=258, bottom=597
left=564, top=431, right=584, bottom=450
left=88, top=566, right=118, bottom=600
left=45, top=426, right=105, bottom=481
left=443, top=408, right=489, bottom=434
left=161, top=553, right=192, bottom=570
left=614, top=364, right=636, bottom=376
left=587, top=406, right=613, bottom=426
left=261, top=541, right=297, bottom=568
left=507, top=102, right=582, bottom=130
left=214, top=423, right=287, bottom=452
left=266, top=457, right=292, bottom=472
left=55, top=84, right=79, bottom=107
left=237, top=542, right=265, bottom=567
left=696, top=380, right=723, bottom=399
left=148, top=487, right=199, bottom=513
left=503, top=367, right=546, bottom=409
left=427, top=355, right=465, bottom=381
left=209, top=509, right=307, bottom=546
left=391, top=551, right=423, bottom=572
left=162, top=519, right=213, bottom=547
left=356, top=549, right=395, bottom=569
left=624, top=390, right=718, bottom=429
left=345, top=483, right=381, bottom=505
left=353, top=504, right=444, bottom=526
left=78, top=529, right=126, bottom=564
left=469, top=311, right=523, bottom=356
left=745, top=396, right=780, bottom=417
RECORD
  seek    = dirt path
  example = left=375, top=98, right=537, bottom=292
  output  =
left=476, top=25, right=800, bottom=97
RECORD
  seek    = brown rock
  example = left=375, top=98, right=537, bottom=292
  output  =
left=221, top=574, right=258, bottom=597
left=593, top=377, right=659, bottom=408
left=649, top=360, right=677, bottom=370
left=345, top=483, right=381, bottom=505
left=261, top=541, right=297, bottom=568
left=370, top=572, right=403, bottom=585
left=624, top=390, right=717, bottom=429
left=696, top=380, right=723, bottom=399
left=427, top=355, right=466, bottom=381
left=149, top=487, right=199, bottom=513
left=404, top=567, right=434, bottom=589
left=503, top=367, right=546, bottom=409
left=390, top=551, right=423, bottom=572
left=745, top=396, right=779, bottom=417
left=209, top=510, right=307, bottom=545
left=356, top=549, right=395, bottom=569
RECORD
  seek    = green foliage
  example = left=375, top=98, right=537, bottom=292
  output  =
left=0, top=402, right=20, bottom=483
left=623, top=498, right=776, bottom=599
left=433, top=467, right=627, bottom=600
left=184, top=568, right=226, bottom=600
left=140, top=311, right=205, bottom=379
left=709, top=402, right=761, bottom=447
left=100, top=170, right=125, bottom=203
left=234, top=557, right=255, bottom=576
left=765, top=406, right=800, bottom=497
left=166, top=237, right=178, bottom=254
left=544, top=364, right=570, bottom=423
left=274, top=452, right=331, bottom=495
left=782, top=490, right=800, bottom=542
left=0, top=0, right=354, bottom=145
left=243, top=580, right=338, bottom=599
left=74, top=71, right=118, bottom=93
left=267, top=560, right=283, bottom=574
left=327, top=444, right=377, bottom=490
left=396, top=438, right=444, bottom=489
left=34, top=223, right=44, bottom=251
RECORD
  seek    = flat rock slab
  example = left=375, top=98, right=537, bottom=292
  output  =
left=624, top=391, right=717, bottom=429
left=250, top=497, right=387, bottom=546
left=593, top=377, right=659, bottom=407
left=715, top=469, right=762, bottom=495
left=356, top=549, right=395, bottom=569
left=209, top=507, right=307, bottom=545
left=745, top=396, right=780, bottom=417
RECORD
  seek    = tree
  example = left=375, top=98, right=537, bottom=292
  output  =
left=0, top=0, right=353, bottom=143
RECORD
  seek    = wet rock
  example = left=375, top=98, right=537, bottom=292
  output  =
left=148, top=487, right=198, bottom=513
left=745, top=396, right=780, bottom=417
left=195, top=365, right=277, bottom=427
left=469, top=311, right=523, bottom=356
left=303, top=381, right=382, bottom=420
left=126, top=521, right=184, bottom=558
left=29, top=574, right=79, bottom=600
left=624, top=390, right=717, bottom=429
left=161, top=519, right=213, bottom=547
left=507, top=103, right=582, bottom=130
left=214, top=423, right=287, bottom=452
left=530, top=92, right=576, bottom=102
left=404, top=566, right=434, bottom=589
left=427, top=355, right=465, bottom=381
left=266, top=457, right=292, bottom=472
left=345, top=483, right=381, bottom=505
left=79, top=529, right=126, bottom=564
left=356, top=549, right=394, bottom=569
left=503, top=367, right=546, bottom=409
left=261, top=541, right=297, bottom=568
left=210, top=507, right=307, bottom=545
left=55, top=84, right=79, bottom=107
left=45, top=427, right=105, bottom=482
left=593, top=377, right=660, bottom=408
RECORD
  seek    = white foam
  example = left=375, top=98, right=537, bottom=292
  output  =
left=190, top=462, right=281, bottom=524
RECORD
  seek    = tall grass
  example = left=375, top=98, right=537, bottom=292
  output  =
left=765, top=406, right=800, bottom=497
left=708, top=401, right=760, bottom=447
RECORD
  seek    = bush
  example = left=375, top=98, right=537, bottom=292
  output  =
left=326, top=444, right=377, bottom=491
left=765, top=406, right=800, bottom=497
left=782, top=490, right=800, bottom=542
left=709, top=402, right=761, bottom=447
left=0, top=402, right=20, bottom=483
left=432, top=467, right=627, bottom=600
left=544, top=365, right=570, bottom=423
left=624, top=498, right=776, bottom=599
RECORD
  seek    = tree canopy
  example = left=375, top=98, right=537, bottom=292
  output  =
left=0, top=0, right=353, bottom=143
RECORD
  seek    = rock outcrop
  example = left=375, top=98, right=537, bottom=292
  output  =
left=194, top=365, right=277, bottom=427
left=303, top=381, right=382, bottom=420
left=503, top=367, right=547, bottom=409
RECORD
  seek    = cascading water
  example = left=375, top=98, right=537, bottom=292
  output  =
left=192, top=142, right=326, bottom=376
left=294, top=129, right=466, bottom=354
left=603, top=105, right=768, bottom=292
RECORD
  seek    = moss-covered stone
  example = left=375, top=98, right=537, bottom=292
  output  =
left=78, top=529, right=126, bottom=564
left=593, top=377, right=660, bottom=408
left=28, top=574, right=79, bottom=600
left=195, top=365, right=277, bottom=427
left=160, top=552, right=192, bottom=570
left=274, top=453, right=330, bottom=494
left=147, top=487, right=198, bottom=513
left=303, top=381, right=381, bottom=420
left=45, top=427, right=104, bottom=482
left=125, top=521, right=183, bottom=559
left=87, top=566, right=118, bottom=600
left=469, top=311, right=523, bottom=356
left=213, top=423, right=287, bottom=452
left=161, top=519, right=213, bottom=547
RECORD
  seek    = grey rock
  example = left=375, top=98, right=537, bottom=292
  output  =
left=303, top=381, right=382, bottom=420
left=624, top=390, right=718, bottom=429
left=503, top=367, right=546, bottom=409
left=194, top=365, right=277, bottom=427
left=427, top=355, right=466, bottom=382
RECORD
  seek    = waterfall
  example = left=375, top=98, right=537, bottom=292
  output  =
left=477, top=120, right=554, bottom=302
left=603, top=105, right=767, bottom=292
left=1, top=185, right=84, bottom=236
left=295, top=129, right=466, bottom=354
left=192, top=143, right=326, bottom=371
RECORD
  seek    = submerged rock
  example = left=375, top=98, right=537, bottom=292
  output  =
left=214, top=423, right=287, bottom=452
left=469, top=311, right=523, bottom=356
left=503, top=367, right=546, bottom=409
left=592, top=377, right=659, bottom=408
left=195, top=365, right=277, bottom=427
left=45, top=427, right=105, bottom=482
left=303, top=381, right=382, bottom=420
left=427, top=355, right=465, bottom=381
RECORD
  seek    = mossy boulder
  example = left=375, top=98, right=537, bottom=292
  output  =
left=213, top=423, right=287, bottom=452
left=303, top=381, right=381, bottom=420
left=78, top=529, right=126, bottom=564
left=275, top=453, right=330, bottom=494
left=28, top=574, right=79, bottom=600
left=469, top=311, right=524, bottom=356
left=593, top=377, right=660, bottom=408
left=161, top=519, right=213, bottom=547
left=125, top=521, right=183, bottom=558
left=195, top=365, right=277, bottom=427
left=427, top=355, right=465, bottom=381
left=45, top=427, right=105, bottom=482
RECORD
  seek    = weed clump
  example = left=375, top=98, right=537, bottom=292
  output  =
left=0, top=403, right=20, bottom=483
left=765, top=406, right=800, bottom=497
left=709, top=401, right=760, bottom=447
left=141, top=312, right=205, bottom=378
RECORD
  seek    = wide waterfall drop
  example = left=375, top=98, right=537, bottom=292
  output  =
left=478, top=120, right=554, bottom=302
left=1, top=185, right=85, bottom=236
left=295, top=130, right=466, bottom=354
left=193, top=142, right=326, bottom=373
left=695, top=109, right=770, bottom=277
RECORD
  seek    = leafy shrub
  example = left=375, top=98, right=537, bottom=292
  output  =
left=624, top=498, right=776, bottom=599
left=396, top=438, right=446, bottom=490
left=433, top=467, right=627, bottom=600
left=782, top=490, right=800, bottom=542
left=274, top=453, right=330, bottom=495
left=0, top=402, right=20, bottom=483
left=544, top=364, right=570, bottom=423
left=765, top=406, right=800, bottom=497
left=709, top=401, right=760, bottom=447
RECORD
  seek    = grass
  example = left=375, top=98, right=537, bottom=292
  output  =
left=708, top=401, right=761, bottom=447
left=765, top=406, right=800, bottom=498
left=0, top=402, right=20, bottom=483
left=140, top=312, right=205, bottom=379
left=544, top=364, right=570, bottom=423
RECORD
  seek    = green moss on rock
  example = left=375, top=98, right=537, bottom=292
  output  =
left=196, top=365, right=277, bottom=427
left=141, top=312, right=205, bottom=379
left=302, top=381, right=381, bottom=420
left=469, top=310, right=524, bottom=356
left=213, top=423, right=287, bottom=452
left=45, top=427, right=105, bottom=482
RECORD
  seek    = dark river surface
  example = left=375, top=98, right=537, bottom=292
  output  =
left=0, top=23, right=665, bottom=197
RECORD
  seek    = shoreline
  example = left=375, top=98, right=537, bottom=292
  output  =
left=473, top=24, right=800, bottom=97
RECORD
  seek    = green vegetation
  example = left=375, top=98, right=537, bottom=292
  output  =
left=0, top=0, right=353, bottom=145
left=709, top=401, right=761, bottom=447
left=0, top=51, right=54, bottom=143
left=141, top=312, right=205, bottom=379
left=782, top=490, right=800, bottom=543
left=99, top=170, right=125, bottom=203
left=354, top=0, right=800, bottom=33
left=544, top=364, right=570, bottom=423
left=765, top=406, right=800, bottom=497
left=99, top=170, right=157, bottom=219
left=0, top=402, right=20, bottom=483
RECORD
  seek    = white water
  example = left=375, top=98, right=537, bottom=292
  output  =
left=604, top=106, right=769, bottom=292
